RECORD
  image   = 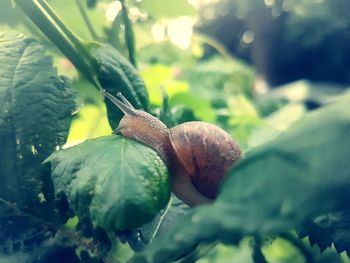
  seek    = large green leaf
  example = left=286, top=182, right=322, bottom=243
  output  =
left=46, top=136, right=170, bottom=231
left=0, top=31, right=76, bottom=252
left=129, top=92, right=350, bottom=262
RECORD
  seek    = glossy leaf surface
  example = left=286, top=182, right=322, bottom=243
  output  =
left=47, top=136, right=170, bottom=231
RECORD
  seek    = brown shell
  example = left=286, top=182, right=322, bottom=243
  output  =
left=169, top=121, right=242, bottom=199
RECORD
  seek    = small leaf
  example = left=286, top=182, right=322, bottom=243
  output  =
left=47, top=136, right=170, bottom=231
left=0, top=31, right=76, bottom=252
left=129, top=93, right=350, bottom=262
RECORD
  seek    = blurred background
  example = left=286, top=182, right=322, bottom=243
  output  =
left=1, top=0, right=350, bottom=262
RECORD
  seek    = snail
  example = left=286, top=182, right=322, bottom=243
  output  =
left=102, top=90, right=242, bottom=206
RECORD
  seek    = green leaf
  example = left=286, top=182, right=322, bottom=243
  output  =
left=139, top=0, right=196, bottom=18
left=129, top=93, right=350, bottom=262
left=299, top=210, right=350, bottom=254
left=95, top=44, right=150, bottom=129
left=46, top=136, right=170, bottom=231
left=0, top=31, right=76, bottom=252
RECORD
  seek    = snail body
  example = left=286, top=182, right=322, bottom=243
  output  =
left=103, top=91, right=242, bottom=206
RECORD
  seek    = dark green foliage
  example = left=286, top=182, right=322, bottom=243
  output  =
left=251, top=238, right=268, bottom=263
left=129, top=93, right=350, bottom=262
left=0, top=240, right=79, bottom=263
left=46, top=136, right=170, bottom=231
left=94, top=44, right=149, bottom=129
left=299, top=210, right=350, bottom=255
left=0, top=31, right=76, bottom=253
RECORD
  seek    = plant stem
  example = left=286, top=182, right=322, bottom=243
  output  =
left=279, top=232, right=314, bottom=263
left=75, top=0, right=100, bottom=41
left=36, top=0, right=97, bottom=68
left=194, top=33, right=234, bottom=62
left=120, top=0, right=137, bottom=67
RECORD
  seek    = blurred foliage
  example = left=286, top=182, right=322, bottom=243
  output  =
left=197, top=0, right=350, bottom=86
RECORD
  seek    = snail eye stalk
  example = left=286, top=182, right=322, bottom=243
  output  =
left=117, top=92, right=135, bottom=109
left=101, top=90, right=136, bottom=116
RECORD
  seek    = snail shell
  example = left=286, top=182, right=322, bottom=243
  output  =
left=169, top=122, right=242, bottom=199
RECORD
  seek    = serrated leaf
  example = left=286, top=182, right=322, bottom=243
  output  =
left=0, top=31, right=76, bottom=252
left=47, top=136, right=170, bottom=231
left=299, top=210, right=350, bottom=254
left=129, top=93, right=350, bottom=262
left=95, top=44, right=149, bottom=129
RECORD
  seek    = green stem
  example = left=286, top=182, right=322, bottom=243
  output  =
left=194, top=33, right=234, bottom=61
left=36, top=0, right=97, bottom=68
left=120, top=0, right=137, bottom=67
left=75, top=0, right=100, bottom=41
left=14, top=0, right=98, bottom=86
